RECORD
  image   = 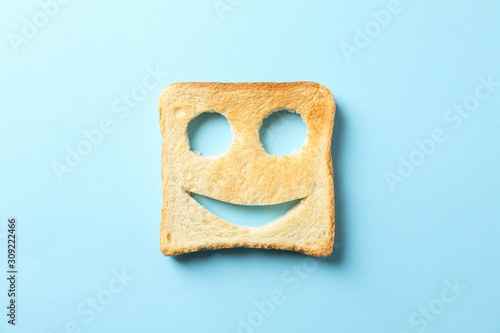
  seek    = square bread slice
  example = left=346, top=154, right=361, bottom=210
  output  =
left=159, top=82, right=336, bottom=257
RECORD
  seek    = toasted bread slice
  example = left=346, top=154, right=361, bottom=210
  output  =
left=159, top=82, right=335, bottom=256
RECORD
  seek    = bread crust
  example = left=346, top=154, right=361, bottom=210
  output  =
left=160, top=82, right=335, bottom=257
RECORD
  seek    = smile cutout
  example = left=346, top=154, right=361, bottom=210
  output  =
left=190, top=192, right=305, bottom=227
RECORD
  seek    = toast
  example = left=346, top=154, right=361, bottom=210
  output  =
left=159, top=82, right=336, bottom=256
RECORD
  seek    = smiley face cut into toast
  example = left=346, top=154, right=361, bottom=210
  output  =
left=159, top=82, right=336, bottom=256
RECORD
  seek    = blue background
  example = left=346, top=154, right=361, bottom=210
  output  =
left=1, top=0, right=499, bottom=332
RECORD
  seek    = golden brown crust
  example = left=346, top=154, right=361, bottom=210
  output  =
left=159, top=82, right=335, bottom=257
left=165, top=81, right=321, bottom=90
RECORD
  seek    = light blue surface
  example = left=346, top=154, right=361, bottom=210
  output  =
left=188, top=112, right=233, bottom=156
left=1, top=0, right=500, bottom=332
left=259, top=110, right=308, bottom=156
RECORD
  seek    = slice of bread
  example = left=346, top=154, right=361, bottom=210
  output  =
left=159, top=82, right=336, bottom=257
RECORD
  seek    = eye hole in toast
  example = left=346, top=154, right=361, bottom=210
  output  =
left=259, top=110, right=307, bottom=156
left=187, top=112, right=233, bottom=156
